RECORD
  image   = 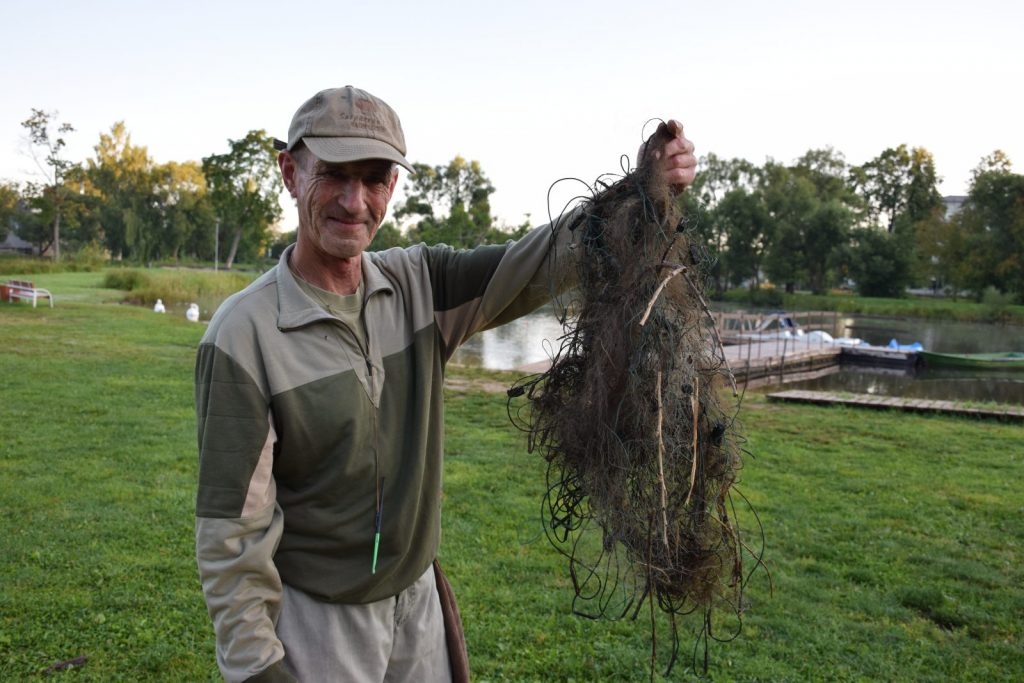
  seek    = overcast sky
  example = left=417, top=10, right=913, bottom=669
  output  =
left=3, top=0, right=1021, bottom=231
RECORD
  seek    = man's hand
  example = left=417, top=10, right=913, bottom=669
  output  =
left=638, top=119, right=697, bottom=192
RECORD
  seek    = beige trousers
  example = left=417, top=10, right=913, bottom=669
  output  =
left=277, top=565, right=453, bottom=682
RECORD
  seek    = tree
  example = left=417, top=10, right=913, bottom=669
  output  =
left=20, top=109, right=78, bottom=261
left=853, top=145, right=943, bottom=237
left=759, top=152, right=856, bottom=294
left=369, top=220, right=409, bottom=251
left=853, top=145, right=944, bottom=293
left=0, top=181, right=21, bottom=240
left=202, top=130, right=283, bottom=268
left=761, top=164, right=813, bottom=293
left=971, top=150, right=1013, bottom=180
left=396, top=156, right=497, bottom=248
left=847, top=228, right=914, bottom=298
left=83, top=122, right=155, bottom=260
left=912, top=208, right=955, bottom=293
left=687, top=154, right=760, bottom=272
left=954, top=154, right=1024, bottom=299
left=902, top=147, right=944, bottom=229
left=794, top=149, right=859, bottom=293
left=717, top=186, right=771, bottom=289
left=152, top=161, right=213, bottom=261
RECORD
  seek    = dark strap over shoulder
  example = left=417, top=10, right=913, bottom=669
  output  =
left=433, top=560, right=470, bottom=683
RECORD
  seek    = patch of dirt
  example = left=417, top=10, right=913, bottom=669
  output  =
left=444, top=375, right=512, bottom=394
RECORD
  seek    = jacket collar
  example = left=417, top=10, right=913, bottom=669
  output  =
left=276, top=243, right=394, bottom=331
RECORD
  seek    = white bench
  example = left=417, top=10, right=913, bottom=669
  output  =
left=5, top=280, right=54, bottom=308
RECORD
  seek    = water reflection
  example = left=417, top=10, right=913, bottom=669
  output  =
left=784, top=365, right=1024, bottom=405
left=841, top=317, right=1024, bottom=354
left=452, top=307, right=1024, bottom=405
left=451, top=305, right=566, bottom=370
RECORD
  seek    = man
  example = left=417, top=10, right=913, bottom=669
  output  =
left=195, top=85, right=697, bottom=683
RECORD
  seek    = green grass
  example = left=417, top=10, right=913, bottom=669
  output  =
left=778, top=291, right=1024, bottom=324
left=3, top=268, right=258, bottom=320
left=719, top=285, right=1024, bottom=324
left=1, top=300, right=1022, bottom=681
left=9, top=266, right=1024, bottom=324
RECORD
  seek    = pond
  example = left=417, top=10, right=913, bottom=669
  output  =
left=450, top=307, right=1024, bottom=406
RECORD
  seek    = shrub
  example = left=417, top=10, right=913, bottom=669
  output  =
left=103, top=268, right=153, bottom=292
left=981, top=286, right=1015, bottom=323
left=0, top=255, right=59, bottom=276
left=720, top=287, right=784, bottom=308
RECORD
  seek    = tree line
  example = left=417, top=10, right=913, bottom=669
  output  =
left=0, top=110, right=529, bottom=269
left=679, top=145, right=1023, bottom=302
left=2, top=109, right=1022, bottom=303
left=2, top=110, right=283, bottom=269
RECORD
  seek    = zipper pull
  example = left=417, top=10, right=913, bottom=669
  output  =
left=372, top=477, right=385, bottom=574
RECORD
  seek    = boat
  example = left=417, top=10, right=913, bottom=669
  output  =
left=728, top=312, right=866, bottom=346
left=887, top=338, right=924, bottom=352
left=918, top=350, right=1024, bottom=371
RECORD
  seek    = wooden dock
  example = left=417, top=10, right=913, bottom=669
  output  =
left=766, top=389, right=1024, bottom=421
left=520, top=335, right=918, bottom=389
left=722, top=340, right=841, bottom=386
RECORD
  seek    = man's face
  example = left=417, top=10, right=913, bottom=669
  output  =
left=282, top=151, right=398, bottom=260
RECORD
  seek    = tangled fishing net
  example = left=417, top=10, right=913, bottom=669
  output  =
left=508, top=122, right=765, bottom=676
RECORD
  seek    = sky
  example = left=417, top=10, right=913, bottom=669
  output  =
left=2, top=0, right=1021, bottom=232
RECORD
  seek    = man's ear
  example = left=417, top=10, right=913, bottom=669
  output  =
left=386, top=166, right=399, bottom=199
left=278, top=151, right=298, bottom=198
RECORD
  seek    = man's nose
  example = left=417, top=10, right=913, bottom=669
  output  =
left=336, top=178, right=365, bottom=211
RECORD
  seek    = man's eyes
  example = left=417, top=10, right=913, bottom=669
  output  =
left=321, top=170, right=388, bottom=186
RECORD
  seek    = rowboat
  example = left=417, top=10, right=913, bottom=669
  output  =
left=918, top=350, right=1024, bottom=371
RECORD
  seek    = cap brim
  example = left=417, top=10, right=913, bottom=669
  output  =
left=303, top=137, right=414, bottom=173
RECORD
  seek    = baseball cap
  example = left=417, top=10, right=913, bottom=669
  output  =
left=273, top=86, right=413, bottom=172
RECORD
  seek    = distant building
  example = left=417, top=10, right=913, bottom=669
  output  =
left=943, top=195, right=967, bottom=220
left=0, top=230, right=36, bottom=255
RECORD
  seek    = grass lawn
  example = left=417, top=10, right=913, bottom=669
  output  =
left=1, top=295, right=1022, bottom=681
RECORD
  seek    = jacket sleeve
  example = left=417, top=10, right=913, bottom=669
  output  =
left=195, top=340, right=288, bottom=682
left=428, top=211, right=580, bottom=354
left=196, top=507, right=289, bottom=682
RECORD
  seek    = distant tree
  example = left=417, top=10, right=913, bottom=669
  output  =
left=20, top=109, right=78, bottom=261
left=912, top=208, right=955, bottom=292
left=202, top=130, right=283, bottom=268
left=847, top=228, right=914, bottom=298
left=369, top=220, right=409, bottom=251
left=0, top=181, right=52, bottom=251
left=760, top=152, right=856, bottom=294
left=761, top=163, right=814, bottom=293
left=971, top=149, right=1013, bottom=180
left=902, top=147, right=944, bottom=229
left=396, top=156, right=497, bottom=248
left=717, top=186, right=771, bottom=289
left=500, top=215, right=533, bottom=242
left=83, top=122, right=155, bottom=260
left=0, top=181, right=20, bottom=239
left=691, top=153, right=760, bottom=208
left=853, top=145, right=943, bottom=238
left=268, top=229, right=296, bottom=260
left=152, top=161, right=213, bottom=261
left=688, top=154, right=760, bottom=263
left=794, top=149, right=859, bottom=293
left=954, top=154, right=1024, bottom=299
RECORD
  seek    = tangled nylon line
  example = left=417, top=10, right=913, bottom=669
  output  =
left=508, top=122, right=765, bottom=676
